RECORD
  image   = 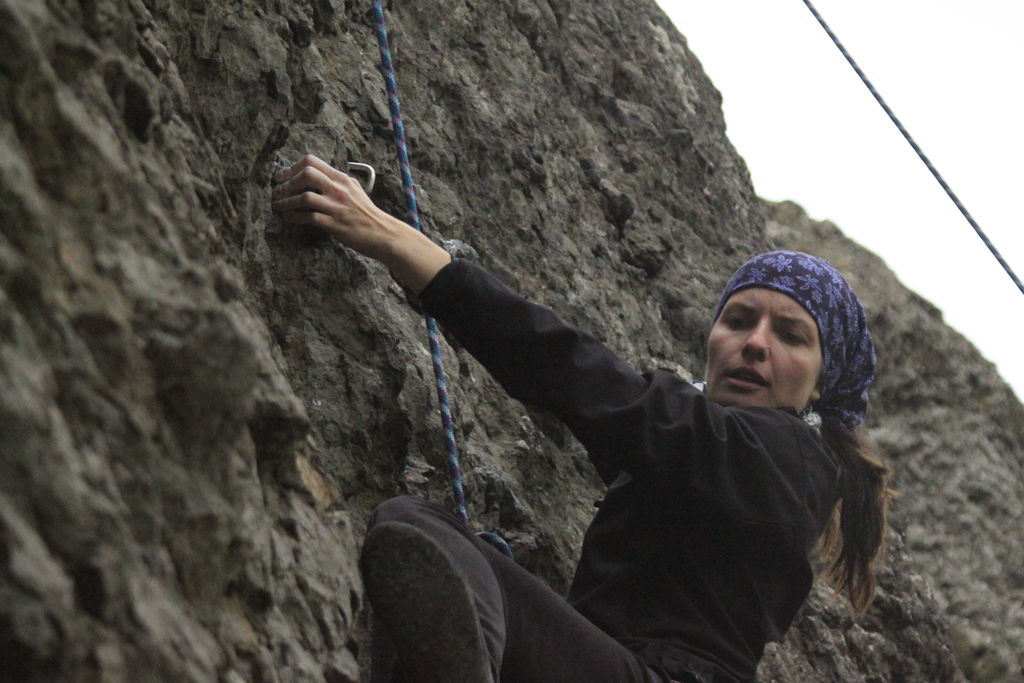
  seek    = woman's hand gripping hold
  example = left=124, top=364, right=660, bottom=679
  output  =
left=271, top=154, right=451, bottom=294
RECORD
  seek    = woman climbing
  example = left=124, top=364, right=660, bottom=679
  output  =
left=271, top=154, right=893, bottom=683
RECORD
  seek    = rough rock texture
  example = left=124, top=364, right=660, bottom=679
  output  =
left=0, top=0, right=1019, bottom=681
left=766, top=200, right=1024, bottom=683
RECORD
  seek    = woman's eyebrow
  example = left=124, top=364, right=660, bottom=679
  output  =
left=724, top=302, right=815, bottom=334
left=723, top=302, right=756, bottom=315
left=776, top=315, right=816, bottom=334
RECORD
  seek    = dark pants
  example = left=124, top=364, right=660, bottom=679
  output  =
left=366, top=496, right=673, bottom=683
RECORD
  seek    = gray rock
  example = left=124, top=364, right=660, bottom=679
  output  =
left=766, top=199, right=1024, bottom=682
left=1, top=0, right=1019, bottom=680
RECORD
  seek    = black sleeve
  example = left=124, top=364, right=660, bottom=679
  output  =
left=419, top=259, right=839, bottom=534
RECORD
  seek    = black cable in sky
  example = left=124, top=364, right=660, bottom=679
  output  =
left=800, top=0, right=1024, bottom=297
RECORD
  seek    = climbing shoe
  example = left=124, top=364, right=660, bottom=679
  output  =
left=360, top=521, right=493, bottom=683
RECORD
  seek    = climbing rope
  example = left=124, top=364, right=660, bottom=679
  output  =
left=371, top=0, right=467, bottom=523
left=800, top=0, right=1024, bottom=297
left=370, top=0, right=514, bottom=558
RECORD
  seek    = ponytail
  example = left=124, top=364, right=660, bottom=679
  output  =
left=817, top=420, right=894, bottom=615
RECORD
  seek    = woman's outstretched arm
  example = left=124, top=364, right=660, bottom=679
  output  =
left=270, top=155, right=835, bottom=534
left=271, top=154, right=451, bottom=293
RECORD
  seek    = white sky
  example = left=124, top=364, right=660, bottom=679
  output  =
left=656, top=0, right=1023, bottom=401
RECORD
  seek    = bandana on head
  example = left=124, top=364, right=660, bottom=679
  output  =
left=712, top=250, right=876, bottom=428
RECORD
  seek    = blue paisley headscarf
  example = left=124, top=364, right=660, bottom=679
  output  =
left=712, top=251, right=876, bottom=429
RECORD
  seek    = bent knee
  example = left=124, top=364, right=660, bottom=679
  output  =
left=367, top=495, right=451, bottom=530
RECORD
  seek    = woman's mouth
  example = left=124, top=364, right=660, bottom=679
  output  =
left=724, top=367, right=768, bottom=390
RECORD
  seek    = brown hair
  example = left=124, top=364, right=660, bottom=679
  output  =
left=816, top=420, right=895, bottom=615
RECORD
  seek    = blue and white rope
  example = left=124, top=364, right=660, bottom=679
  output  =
left=371, top=2, right=515, bottom=560
left=371, top=0, right=470, bottom=526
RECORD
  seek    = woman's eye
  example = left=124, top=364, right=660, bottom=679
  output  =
left=780, top=331, right=805, bottom=345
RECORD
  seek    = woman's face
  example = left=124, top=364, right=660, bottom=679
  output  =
left=705, top=287, right=823, bottom=413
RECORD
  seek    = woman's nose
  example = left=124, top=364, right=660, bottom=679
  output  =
left=742, top=322, right=771, bottom=359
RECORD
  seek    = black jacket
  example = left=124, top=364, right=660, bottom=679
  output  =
left=420, top=259, right=840, bottom=682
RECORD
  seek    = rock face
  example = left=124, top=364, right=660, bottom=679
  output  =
left=0, top=0, right=1018, bottom=681
left=765, top=201, right=1024, bottom=683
